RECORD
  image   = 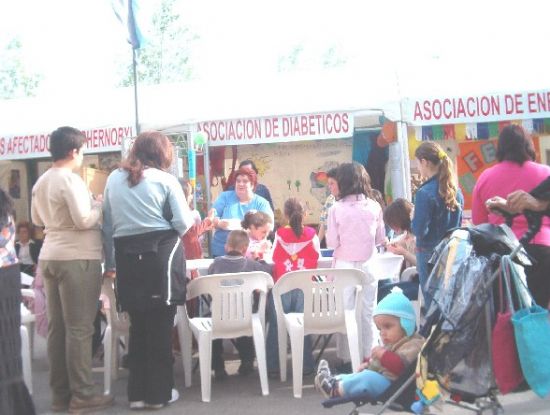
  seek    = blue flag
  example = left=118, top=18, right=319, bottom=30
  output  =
left=112, top=0, right=143, bottom=49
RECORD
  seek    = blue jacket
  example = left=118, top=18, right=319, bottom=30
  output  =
left=412, top=175, right=464, bottom=250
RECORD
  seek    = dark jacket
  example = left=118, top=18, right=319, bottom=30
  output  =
left=15, top=239, right=42, bottom=264
left=412, top=175, right=464, bottom=250
left=207, top=252, right=272, bottom=275
left=114, top=229, right=186, bottom=311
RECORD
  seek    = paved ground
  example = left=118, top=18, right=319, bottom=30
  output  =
left=29, top=335, right=550, bottom=415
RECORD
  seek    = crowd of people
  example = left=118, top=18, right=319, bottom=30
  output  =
left=1, top=123, right=549, bottom=413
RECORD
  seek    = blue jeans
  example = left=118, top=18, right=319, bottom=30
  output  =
left=337, top=369, right=391, bottom=398
left=266, top=290, right=314, bottom=373
left=416, top=250, right=433, bottom=310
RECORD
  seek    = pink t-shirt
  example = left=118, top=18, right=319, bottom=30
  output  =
left=327, top=194, right=385, bottom=262
left=472, top=160, right=550, bottom=245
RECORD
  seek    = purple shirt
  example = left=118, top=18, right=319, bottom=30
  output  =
left=472, top=160, right=550, bottom=245
left=327, top=194, right=386, bottom=262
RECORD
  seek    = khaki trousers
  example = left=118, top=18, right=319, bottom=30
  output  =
left=40, top=259, right=102, bottom=403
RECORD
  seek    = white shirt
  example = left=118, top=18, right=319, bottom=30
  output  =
left=18, top=241, right=34, bottom=265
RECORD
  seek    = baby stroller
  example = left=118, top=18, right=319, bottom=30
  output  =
left=416, top=209, right=541, bottom=415
left=321, top=209, right=542, bottom=415
left=321, top=360, right=418, bottom=414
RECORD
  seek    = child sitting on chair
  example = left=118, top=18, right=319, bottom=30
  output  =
left=240, top=210, right=273, bottom=260
left=315, top=287, right=424, bottom=399
left=208, top=230, right=272, bottom=380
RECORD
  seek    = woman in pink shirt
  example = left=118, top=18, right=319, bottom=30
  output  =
left=472, top=125, right=550, bottom=308
left=327, top=162, right=386, bottom=361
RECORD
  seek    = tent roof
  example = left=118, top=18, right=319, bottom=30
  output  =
left=0, top=68, right=401, bottom=138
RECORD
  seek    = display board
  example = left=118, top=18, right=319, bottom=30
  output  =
left=235, top=138, right=353, bottom=224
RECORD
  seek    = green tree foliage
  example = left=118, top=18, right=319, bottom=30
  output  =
left=277, top=43, right=347, bottom=73
left=0, top=37, right=43, bottom=99
left=277, top=45, right=304, bottom=72
left=322, top=46, right=347, bottom=68
left=118, top=0, right=199, bottom=86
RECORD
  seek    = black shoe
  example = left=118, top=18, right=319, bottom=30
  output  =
left=238, top=360, right=254, bottom=376
left=214, top=368, right=228, bottom=381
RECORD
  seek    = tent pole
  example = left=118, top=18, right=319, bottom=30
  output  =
left=132, top=48, right=140, bottom=135
left=203, top=141, right=212, bottom=257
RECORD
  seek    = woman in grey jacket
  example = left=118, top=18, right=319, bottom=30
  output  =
left=102, top=131, right=194, bottom=409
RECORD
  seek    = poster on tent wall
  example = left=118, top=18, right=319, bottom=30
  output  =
left=196, top=111, right=354, bottom=146
left=0, top=125, right=134, bottom=160
left=456, top=137, right=541, bottom=210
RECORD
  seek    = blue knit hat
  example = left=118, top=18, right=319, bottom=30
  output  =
left=373, top=287, right=416, bottom=336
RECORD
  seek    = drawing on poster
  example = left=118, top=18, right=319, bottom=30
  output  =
left=309, top=161, right=339, bottom=205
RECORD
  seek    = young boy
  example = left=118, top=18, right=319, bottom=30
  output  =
left=315, top=287, right=424, bottom=399
left=208, top=230, right=272, bottom=380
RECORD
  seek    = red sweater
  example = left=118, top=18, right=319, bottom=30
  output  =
left=272, top=226, right=320, bottom=281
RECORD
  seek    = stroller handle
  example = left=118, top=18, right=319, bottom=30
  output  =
left=490, top=206, right=543, bottom=245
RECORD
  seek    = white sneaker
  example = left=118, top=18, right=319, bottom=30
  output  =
left=129, top=401, right=145, bottom=410
left=169, top=388, right=179, bottom=404
left=144, top=389, right=179, bottom=409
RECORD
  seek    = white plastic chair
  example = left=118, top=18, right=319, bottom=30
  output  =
left=20, top=289, right=35, bottom=394
left=400, top=266, right=417, bottom=282
left=400, top=266, right=422, bottom=324
left=20, top=272, right=34, bottom=287
left=99, top=278, right=130, bottom=395
left=272, top=268, right=368, bottom=398
left=179, top=271, right=273, bottom=402
left=364, top=253, right=404, bottom=283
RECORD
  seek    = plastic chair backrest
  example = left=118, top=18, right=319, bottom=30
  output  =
left=186, top=271, right=273, bottom=337
left=21, top=272, right=34, bottom=286
left=20, top=288, right=36, bottom=324
left=273, top=268, right=366, bottom=332
left=365, top=254, right=404, bottom=282
left=400, top=266, right=418, bottom=282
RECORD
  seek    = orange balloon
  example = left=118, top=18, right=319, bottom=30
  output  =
left=381, top=121, right=397, bottom=143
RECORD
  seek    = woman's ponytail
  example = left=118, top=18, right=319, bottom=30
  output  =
left=284, top=198, right=304, bottom=237
left=437, top=153, right=460, bottom=211
left=415, top=141, right=460, bottom=211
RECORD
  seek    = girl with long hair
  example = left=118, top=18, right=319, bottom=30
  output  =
left=327, top=162, right=386, bottom=362
left=412, top=141, right=463, bottom=309
left=267, top=198, right=320, bottom=377
left=383, top=198, right=416, bottom=267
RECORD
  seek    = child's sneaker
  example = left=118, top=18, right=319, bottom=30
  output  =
left=315, top=360, right=336, bottom=399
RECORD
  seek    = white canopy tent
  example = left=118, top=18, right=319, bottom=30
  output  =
left=0, top=67, right=411, bottom=201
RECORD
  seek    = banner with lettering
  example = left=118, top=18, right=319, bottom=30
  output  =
left=403, top=90, right=550, bottom=126
left=196, top=111, right=354, bottom=147
left=0, top=125, right=134, bottom=160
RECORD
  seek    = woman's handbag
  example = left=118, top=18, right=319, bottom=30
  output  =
left=491, top=256, right=523, bottom=394
left=510, top=259, right=550, bottom=398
